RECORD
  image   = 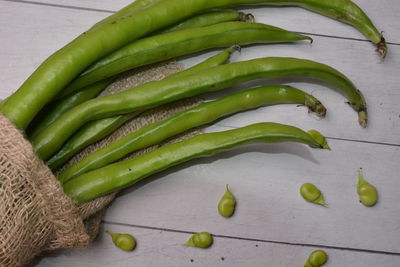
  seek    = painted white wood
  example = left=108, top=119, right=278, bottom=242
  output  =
left=6, top=0, right=400, bottom=43
left=104, top=126, right=400, bottom=253
left=36, top=223, right=400, bottom=267
left=0, top=1, right=399, bottom=144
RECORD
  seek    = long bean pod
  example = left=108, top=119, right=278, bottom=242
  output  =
left=60, top=22, right=311, bottom=97
left=1, top=0, right=381, bottom=130
left=63, top=122, right=328, bottom=204
left=28, top=79, right=112, bottom=139
left=58, top=85, right=326, bottom=182
left=32, top=57, right=366, bottom=160
left=160, top=10, right=254, bottom=33
left=47, top=47, right=239, bottom=169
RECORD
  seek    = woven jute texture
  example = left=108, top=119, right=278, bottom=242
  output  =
left=0, top=61, right=202, bottom=266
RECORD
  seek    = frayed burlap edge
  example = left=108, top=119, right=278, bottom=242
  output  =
left=0, top=114, right=90, bottom=267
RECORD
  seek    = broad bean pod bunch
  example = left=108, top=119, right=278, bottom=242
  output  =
left=58, top=85, right=326, bottom=182
left=0, top=0, right=383, bottom=130
left=60, top=22, right=311, bottom=96
left=28, top=79, right=112, bottom=139
left=63, top=122, right=329, bottom=204
left=47, top=47, right=239, bottom=169
left=32, top=57, right=365, bottom=161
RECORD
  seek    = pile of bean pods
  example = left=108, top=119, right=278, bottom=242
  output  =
left=0, top=1, right=385, bottom=259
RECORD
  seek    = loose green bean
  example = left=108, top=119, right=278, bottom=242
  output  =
left=58, top=85, right=326, bottom=182
left=218, top=184, right=237, bottom=217
left=184, top=232, right=213, bottom=249
left=47, top=47, right=238, bottom=170
left=300, top=183, right=327, bottom=206
left=1, top=0, right=382, bottom=130
left=63, top=122, right=327, bottom=204
left=106, top=230, right=136, bottom=251
left=32, top=57, right=364, bottom=161
left=28, top=79, right=112, bottom=139
left=60, top=22, right=311, bottom=97
left=304, top=250, right=328, bottom=267
left=357, top=169, right=378, bottom=207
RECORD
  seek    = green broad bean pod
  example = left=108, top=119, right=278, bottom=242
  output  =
left=60, top=22, right=311, bottom=97
left=58, top=85, right=326, bottom=183
left=160, top=10, right=254, bottom=33
left=28, top=79, right=112, bottom=139
left=106, top=231, right=136, bottom=251
left=33, top=57, right=364, bottom=161
left=357, top=169, right=378, bottom=207
left=47, top=47, right=239, bottom=170
left=63, top=122, right=328, bottom=204
left=1, top=0, right=383, bottom=130
left=184, top=232, right=213, bottom=249
left=218, top=185, right=237, bottom=217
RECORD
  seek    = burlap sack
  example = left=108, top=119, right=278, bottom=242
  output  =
left=0, top=61, right=202, bottom=266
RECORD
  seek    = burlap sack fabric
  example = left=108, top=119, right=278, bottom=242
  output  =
left=0, top=62, right=202, bottom=266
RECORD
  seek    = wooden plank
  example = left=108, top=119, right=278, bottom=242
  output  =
left=0, top=1, right=399, bottom=144
left=35, top=223, right=400, bottom=266
left=5, top=0, right=400, bottom=43
left=103, top=126, right=400, bottom=253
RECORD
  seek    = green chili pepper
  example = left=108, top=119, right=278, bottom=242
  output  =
left=300, top=183, right=327, bottom=207
left=218, top=185, right=237, bottom=217
left=47, top=47, right=238, bottom=170
left=357, top=169, right=378, bottom=207
left=32, top=57, right=363, bottom=161
left=184, top=232, right=213, bottom=248
left=60, top=22, right=311, bottom=97
left=27, top=79, right=112, bottom=139
left=304, top=250, right=328, bottom=267
left=58, top=85, right=326, bottom=183
left=1, top=0, right=382, bottom=130
left=63, top=122, right=327, bottom=204
left=106, top=230, right=136, bottom=251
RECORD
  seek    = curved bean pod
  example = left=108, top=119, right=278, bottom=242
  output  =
left=57, top=85, right=326, bottom=182
left=28, top=79, right=112, bottom=139
left=91, top=0, right=161, bottom=30
left=60, top=22, right=311, bottom=97
left=47, top=47, right=238, bottom=169
left=2, top=0, right=380, bottom=130
left=161, top=10, right=254, bottom=33
left=63, top=122, right=327, bottom=204
left=32, top=57, right=365, bottom=160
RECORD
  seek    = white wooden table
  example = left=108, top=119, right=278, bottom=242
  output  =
left=1, top=1, right=400, bottom=266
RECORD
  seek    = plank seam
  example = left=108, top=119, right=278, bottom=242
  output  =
left=1, top=0, right=115, bottom=14
left=102, top=220, right=400, bottom=256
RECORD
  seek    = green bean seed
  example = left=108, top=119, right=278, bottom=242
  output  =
left=300, top=183, right=327, bottom=207
left=218, top=184, right=236, bottom=217
left=357, top=169, right=378, bottom=207
left=106, top=230, right=136, bottom=251
left=184, top=232, right=213, bottom=248
left=304, top=250, right=328, bottom=267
